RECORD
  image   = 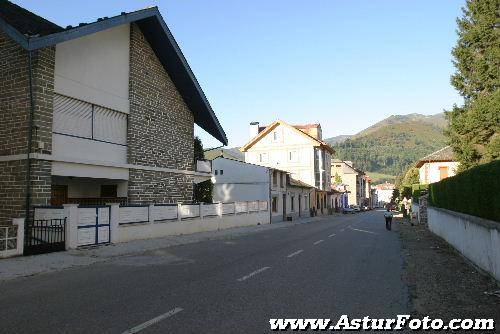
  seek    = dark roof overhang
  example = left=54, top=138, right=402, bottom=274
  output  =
left=0, top=6, right=227, bottom=145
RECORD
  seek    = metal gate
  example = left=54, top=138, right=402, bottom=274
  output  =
left=24, top=218, right=66, bottom=255
left=77, top=206, right=111, bottom=247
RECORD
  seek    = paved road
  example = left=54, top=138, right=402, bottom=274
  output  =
left=0, top=211, right=408, bottom=333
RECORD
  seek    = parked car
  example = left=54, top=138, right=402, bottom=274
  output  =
left=342, top=207, right=355, bottom=214
left=351, top=205, right=361, bottom=213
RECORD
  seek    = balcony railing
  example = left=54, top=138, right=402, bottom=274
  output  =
left=196, top=160, right=212, bottom=173
left=67, top=197, right=128, bottom=206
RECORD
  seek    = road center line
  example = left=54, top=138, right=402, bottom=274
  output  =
left=313, top=240, right=324, bottom=245
left=328, top=233, right=336, bottom=238
left=287, top=249, right=304, bottom=258
left=237, top=266, right=271, bottom=282
left=349, top=227, right=377, bottom=235
left=122, top=307, right=183, bottom=334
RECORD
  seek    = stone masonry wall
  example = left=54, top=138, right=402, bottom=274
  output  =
left=128, top=23, right=195, bottom=204
left=0, top=31, right=54, bottom=223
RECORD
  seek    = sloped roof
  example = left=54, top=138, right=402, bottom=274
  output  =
left=241, top=120, right=334, bottom=154
left=416, top=146, right=456, bottom=167
left=0, top=1, right=63, bottom=36
left=288, top=177, right=314, bottom=188
left=0, top=1, right=227, bottom=145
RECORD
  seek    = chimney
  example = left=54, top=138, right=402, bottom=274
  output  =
left=249, top=121, right=259, bottom=139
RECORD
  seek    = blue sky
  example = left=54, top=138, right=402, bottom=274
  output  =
left=15, top=0, right=464, bottom=148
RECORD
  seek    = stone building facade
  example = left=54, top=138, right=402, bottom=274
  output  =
left=0, top=3, right=226, bottom=223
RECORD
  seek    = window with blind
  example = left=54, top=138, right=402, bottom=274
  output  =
left=53, top=94, right=127, bottom=145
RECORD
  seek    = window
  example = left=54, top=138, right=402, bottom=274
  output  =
left=101, top=185, right=118, bottom=198
left=215, top=170, right=218, bottom=175
left=259, top=153, right=268, bottom=163
left=288, top=150, right=298, bottom=162
left=273, top=170, right=278, bottom=186
left=439, top=166, right=448, bottom=180
left=53, top=94, right=127, bottom=145
left=272, top=197, right=278, bottom=213
left=220, top=170, right=224, bottom=175
left=273, top=131, right=279, bottom=141
left=280, top=172, right=285, bottom=188
left=291, top=196, right=295, bottom=212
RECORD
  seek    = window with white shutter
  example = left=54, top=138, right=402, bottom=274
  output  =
left=53, top=94, right=127, bottom=146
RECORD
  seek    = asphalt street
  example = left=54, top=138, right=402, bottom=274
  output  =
left=0, top=210, right=408, bottom=333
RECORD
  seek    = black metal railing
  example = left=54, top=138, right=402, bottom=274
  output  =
left=24, top=218, right=66, bottom=255
left=67, top=197, right=128, bottom=206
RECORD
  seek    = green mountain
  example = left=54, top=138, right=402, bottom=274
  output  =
left=325, top=113, right=447, bottom=178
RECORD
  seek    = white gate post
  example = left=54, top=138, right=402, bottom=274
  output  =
left=12, top=218, right=25, bottom=256
left=217, top=202, right=222, bottom=230
left=63, top=204, right=79, bottom=250
left=109, top=204, right=120, bottom=244
left=177, top=203, right=182, bottom=222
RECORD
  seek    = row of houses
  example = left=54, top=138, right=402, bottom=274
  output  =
left=0, top=2, right=373, bottom=257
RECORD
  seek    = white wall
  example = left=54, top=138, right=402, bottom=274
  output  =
left=428, top=207, right=500, bottom=282
left=376, top=189, right=393, bottom=205
left=52, top=133, right=127, bottom=165
left=419, top=161, right=459, bottom=184
left=54, top=24, right=130, bottom=113
left=212, top=158, right=270, bottom=202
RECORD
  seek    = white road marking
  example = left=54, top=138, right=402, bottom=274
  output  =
left=328, top=233, right=336, bottom=238
left=286, top=249, right=304, bottom=258
left=313, top=240, right=324, bottom=245
left=237, top=266, right=271, bottom=282
left=122, top=307, right=183, bottom=334
left=349, top=227, right=377, bottom=235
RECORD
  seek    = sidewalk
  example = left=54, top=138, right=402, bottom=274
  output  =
left=0, top=215, right=329, bottom=282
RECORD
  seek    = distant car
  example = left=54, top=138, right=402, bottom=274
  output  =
left=351, top=205, right=361, bottom=213
left=342, top=207, right=355, bottom=214
left=363, top=205, right=369, bottom=211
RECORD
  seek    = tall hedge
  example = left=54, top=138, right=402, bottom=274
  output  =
left=428, top=160, right=500, bottom=222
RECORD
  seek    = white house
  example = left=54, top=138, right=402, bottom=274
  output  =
left=416, top=146, right=459, bottom=184
left=241, top=120, right=333, bottom=215
left=211, top=157, right=270, bottom=203
left=211, top=157, right=312, bottom=223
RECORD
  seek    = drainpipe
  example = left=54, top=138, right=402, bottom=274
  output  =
left=25, top=50, right=35, bottom=222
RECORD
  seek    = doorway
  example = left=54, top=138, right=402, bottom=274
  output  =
left=282, top=194, right=287, bottom=221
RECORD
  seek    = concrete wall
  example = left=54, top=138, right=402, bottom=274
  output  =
left=212, top=157, right=269, bottom=202
left=118, top=210, right=269, bottom=243
left=419, top=161, right=459, bottom=184
left=54, top=24, right=130, bottom=113
left=428, top=206, right=500, bottom=282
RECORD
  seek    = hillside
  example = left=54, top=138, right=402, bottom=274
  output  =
left=326, top=113, right=447, bottom=178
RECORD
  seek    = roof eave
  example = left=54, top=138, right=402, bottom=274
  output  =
left=1, top=7, right=228, bottom=146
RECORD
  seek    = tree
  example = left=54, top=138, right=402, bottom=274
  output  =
left=447, top=0, right=500, bottom=170
left=193, top=136, right=213, bottom=203
left=402, top=167, right=420, bottom=185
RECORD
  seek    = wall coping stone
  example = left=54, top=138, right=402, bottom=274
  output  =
left=429, top=206, right=500, bottom=232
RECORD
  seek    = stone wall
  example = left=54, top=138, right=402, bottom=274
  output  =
left=0, top=31, right=54, bottom=223
left=128, top=23, right=195, bottom=203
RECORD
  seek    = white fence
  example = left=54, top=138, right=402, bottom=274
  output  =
left=0, top=219, right=24, bottom=258
left=428, top=207, right=500, bottom=282
left=33, top=201, right=270, bottom=248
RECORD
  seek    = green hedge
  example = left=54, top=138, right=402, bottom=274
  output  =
left=412, top=184, right=428, bottom=204
left=429, top=160, right=500, bottom=222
